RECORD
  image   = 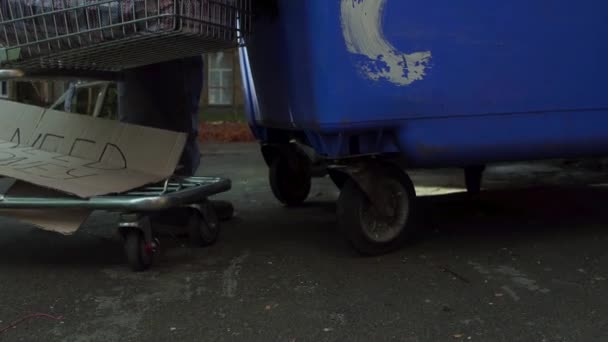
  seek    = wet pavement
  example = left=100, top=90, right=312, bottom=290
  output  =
left=0, top=143, right=607, bottom=342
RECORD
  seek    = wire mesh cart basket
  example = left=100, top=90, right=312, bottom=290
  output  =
left=0, top=0, right=252, bottom=76
left=0, top=176, right=231, bottom=271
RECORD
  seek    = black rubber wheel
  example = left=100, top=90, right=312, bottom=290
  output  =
left=210, top=200, right=235, bottom=221
left=269, top=146, right=312, bottom=206
left=188, top=206, right=220, bottom=247
left=465, top=165, right=486, bottom=195
left=124, top=229, right=154, bottom=272
left=337, top=165, right=416, bottom=256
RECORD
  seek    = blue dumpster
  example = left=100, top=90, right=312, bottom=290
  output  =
left=240, top=0, right=608, bottom=254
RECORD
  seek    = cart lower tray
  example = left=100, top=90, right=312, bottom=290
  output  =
left=0, top=176, right=231, bottom=211
left=0, top=175, right=232, bottom=272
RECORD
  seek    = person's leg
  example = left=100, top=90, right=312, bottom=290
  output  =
left=118, top=57, right=233, bottom=220
left=182, top=56, right=234, bottom=220
left=177, top=55, right=204, bottom=176
left=118, top=58, right=200, bottom=175
left=117, top=64, right=166, bottom=128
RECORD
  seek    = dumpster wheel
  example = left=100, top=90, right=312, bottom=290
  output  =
left=337, top=164, right=416, bottom=256
left=269, top=145, right=312, bottom=206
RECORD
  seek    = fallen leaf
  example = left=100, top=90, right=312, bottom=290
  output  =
left=199, top=122, right=255, bottom=143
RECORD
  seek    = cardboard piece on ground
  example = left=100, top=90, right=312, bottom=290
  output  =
left=0, top=181, right=91, bottom=235
left=0, top=100, right=186, bottom=233
left=0, top=208, right=90, bottom=235
left=0, top=100, right=187, bottom=198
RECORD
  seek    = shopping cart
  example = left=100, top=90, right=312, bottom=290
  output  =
left=0, top=0, right=248, bottom=270
left=0, top=0, right=252, bottom=78
left=1, top=175, right=231, bottom=271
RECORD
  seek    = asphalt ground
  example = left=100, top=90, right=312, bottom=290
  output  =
left=0, top=143, right=607, bottom=342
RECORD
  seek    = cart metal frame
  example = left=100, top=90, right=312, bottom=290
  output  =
left=0, top=175, right=232, bottom=271
left=0, top=176, right=230, bottom=211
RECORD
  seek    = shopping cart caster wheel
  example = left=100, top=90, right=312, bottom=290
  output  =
left=337, top=166, right=416, bottom=256
left=269, top=146, right=312, bottom=206
left=188, top=204, right=220, bottom=247
left=124, top=229, right=156, bottom=272
left=465, top=165, right=485, bottom=195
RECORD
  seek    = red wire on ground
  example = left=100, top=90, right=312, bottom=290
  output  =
left=0, top=313, right=64, bottom=334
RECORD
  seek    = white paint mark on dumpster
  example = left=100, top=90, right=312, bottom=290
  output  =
left=340, top=0, right=431, bottom=86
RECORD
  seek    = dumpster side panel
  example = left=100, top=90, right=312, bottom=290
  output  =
left=398, top=112, right=608, bottom=167
left=319, top=0, right=608, bottom=126
left=245, top=0, right=318, bottom=129
left=245, top=0, right=608, bottom=161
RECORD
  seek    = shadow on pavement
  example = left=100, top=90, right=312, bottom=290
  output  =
left=1, top=184, right=607, bottom=267
left=413, top=185, right=608, bottom=245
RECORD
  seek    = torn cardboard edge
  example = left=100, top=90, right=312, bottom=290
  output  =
left=0, top=179, right=90, bottom=235
left=0, top=100, right=187, bottom=198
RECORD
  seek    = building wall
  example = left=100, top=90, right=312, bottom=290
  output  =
left=200, top=49, right=246, bottom=121
left=5, top=50, right=245, bottom=121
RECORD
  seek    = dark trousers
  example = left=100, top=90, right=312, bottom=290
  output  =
left=117, top=56, right=204, bottom=176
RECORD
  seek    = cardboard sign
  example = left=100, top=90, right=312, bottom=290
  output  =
left=0, top=101, right=186, bottom=198
left=0, top=180, right=91, bottom=235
